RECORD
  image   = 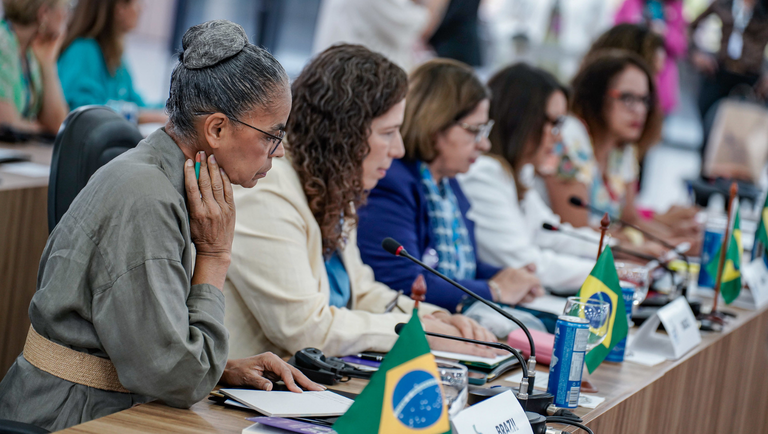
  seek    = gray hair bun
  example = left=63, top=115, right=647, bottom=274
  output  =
left=181, top=20, right=248, bottom=70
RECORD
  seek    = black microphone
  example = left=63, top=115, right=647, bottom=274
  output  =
left=382, top=237, right=538, bottom=395
left=568, top=196, right=682, bottom=253
left=541, top=223, right=660, bottom=263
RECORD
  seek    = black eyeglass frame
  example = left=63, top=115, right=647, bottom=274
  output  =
left=195, top=112, right=284, bottom=155
left=544, top=114, right=566, bottom=136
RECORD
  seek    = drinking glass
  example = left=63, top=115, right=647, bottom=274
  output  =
left=615, top=262, right=650, bottom=306
left=436, top=360, right=468, bottom=419
left=562, top=296, right=610, bottom=351
left=562, top=296, right=610, bottom=393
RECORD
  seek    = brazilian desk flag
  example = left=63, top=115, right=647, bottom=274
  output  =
left=706, top=200, right=742, bottom=304
left=333, top=310, right=451, bottom=434
left=577, top=246, right=628, bottom=374
left=755, top=194, right=768, bottom=256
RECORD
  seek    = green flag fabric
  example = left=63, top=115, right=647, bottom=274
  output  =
left=756, top=194, right=768, bottom=256
left=333, top=310, right=451, bottom=434
left=706, top=203, right=742, bottom=304
left=575, top=246, right=628, bottom=374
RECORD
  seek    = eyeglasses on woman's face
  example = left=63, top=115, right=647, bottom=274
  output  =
left=608, top=89, right=652, bottom=112
left=544, top=114, right=566, bottom=136
left=195, top=112, right=285, bottom=156
left=456, top=119, right=495, bottom=144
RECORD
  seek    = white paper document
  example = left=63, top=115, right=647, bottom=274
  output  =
left=520, top=294, right=567, bottom=315
left=504, top=370, right=549, bottom=390
left=220, top=389, right=353, bottom=418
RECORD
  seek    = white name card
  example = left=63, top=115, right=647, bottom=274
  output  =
left=451, top=390, right=533, bottom=434
left=741, top=258, right=768, bottom=309
left=629, top=297, right=701, bottom=360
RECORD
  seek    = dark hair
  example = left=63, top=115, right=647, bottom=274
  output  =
left=402, top=59, right=490, bottom=162
left=487, top=63, right=568, bottom=200
left=586, top=23, right=665, bottom=74
left=61, top=0, right=130, bottom=73
left=570, top=50, right=663, bottom=156
left=287, top=44, right=408, bottom=256
left=166, top=20, right=289, bottom=142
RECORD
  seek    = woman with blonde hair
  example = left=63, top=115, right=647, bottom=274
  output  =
left=0, top=0, right=69, bottom=133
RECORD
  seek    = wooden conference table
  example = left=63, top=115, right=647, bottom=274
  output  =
left=60, top=302, right=768, bottom=434
left=0, top=142, right=52, bottom=377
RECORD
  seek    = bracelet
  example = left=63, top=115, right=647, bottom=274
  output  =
left=488, top=280, right=502, bottom=302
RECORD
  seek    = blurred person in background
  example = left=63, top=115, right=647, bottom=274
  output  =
left=0, top=0, right=69, bottom=134
left=357, top=58, right=543, bottom=313
left=614, top=0, right=687, bottom=115
left=427, top=0, right=482, bottom=67
left=58, top=0, right=166, bottom=123
left=458, top=64, right=598, bottom=295
left=313, top=0, right=449, bottom=72
left=545, top=51, right=699, bottom=255
left=690, top=0, right=768, bottom=157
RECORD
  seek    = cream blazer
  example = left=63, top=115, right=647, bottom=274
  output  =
left=224, top=157, right=444, bottom=359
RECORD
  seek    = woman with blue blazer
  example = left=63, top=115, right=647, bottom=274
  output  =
left=357, top=58, right=543, bottom=312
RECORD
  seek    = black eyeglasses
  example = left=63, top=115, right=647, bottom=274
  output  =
left=608, top=90, right=652, bottom=111
left=195, top=112, right=284, bottom=155
left=544, top=115, right=566, bottom=135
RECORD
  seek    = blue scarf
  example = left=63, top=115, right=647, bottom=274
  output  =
left=419, top=162, right=476, bottom=280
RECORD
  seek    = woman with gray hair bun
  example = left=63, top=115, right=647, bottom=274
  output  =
left=0, top=20, right=321, bottom=431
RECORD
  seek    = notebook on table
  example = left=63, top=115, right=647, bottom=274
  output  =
left=220, top=389, right=353, bottom=418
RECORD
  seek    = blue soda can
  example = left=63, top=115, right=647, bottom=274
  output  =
left=604, top=283, right=635, bottom=362
left=698, top=215, right=726, bottom=288
left=547, top=315, right=590, bottom=408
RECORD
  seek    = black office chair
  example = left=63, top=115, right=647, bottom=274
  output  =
left=0, top=419, right=49, bottom=434
left=47, top=106, right=143, bottom=233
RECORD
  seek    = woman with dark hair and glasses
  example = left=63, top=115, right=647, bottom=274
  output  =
left=357, top=59, right=543, bottom=313
left=458, top=64, right=598, bottom=295
left=0, top=20, right=320, bottom=432
left=223, top=44, right=498, bottom=361
left=544, top=50, right=698, bottom=254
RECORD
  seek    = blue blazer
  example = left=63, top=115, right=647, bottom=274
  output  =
left=357, top=159, right=502, bottom=311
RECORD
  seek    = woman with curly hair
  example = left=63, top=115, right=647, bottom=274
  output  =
left=223, top=44, right=498, bottom=359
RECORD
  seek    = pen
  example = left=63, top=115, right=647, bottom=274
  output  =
left=355, top=353, right=385, bottom=362
left=195, top=160, right=200, bottom=180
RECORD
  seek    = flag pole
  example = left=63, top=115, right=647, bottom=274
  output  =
left=597, top=213, right=610, bottom=261
left=712, top=182, right=738, bottom=316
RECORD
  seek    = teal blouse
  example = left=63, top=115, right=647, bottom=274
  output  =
left=325, top=250, right=351, bottom=308
left=57, top=38, right=146, bottom=109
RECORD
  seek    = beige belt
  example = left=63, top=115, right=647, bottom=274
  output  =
left=23, top=326, right=130, bottom=393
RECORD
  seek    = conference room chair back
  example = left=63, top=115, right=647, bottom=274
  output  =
left=47, top=105, right=143, bottom=233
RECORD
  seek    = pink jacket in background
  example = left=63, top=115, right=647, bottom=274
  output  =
left=615, top=0, right=687, bottom=114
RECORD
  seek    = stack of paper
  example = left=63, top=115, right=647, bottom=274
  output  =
left=220, top=389, right=353, bottom=418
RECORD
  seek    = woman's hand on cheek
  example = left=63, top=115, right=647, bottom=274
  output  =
left=184, top=151, right=236, bottom=261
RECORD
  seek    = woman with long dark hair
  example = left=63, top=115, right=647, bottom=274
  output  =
left=58, top=0, right=166, bottom=122
left=223, top=44, right=497, bottom=360
left=458, top=64, right=598, bottom=294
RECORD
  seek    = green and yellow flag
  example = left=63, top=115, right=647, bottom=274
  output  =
left=333, top=311, right=451, bottom=434
left=706, top=201, right=742, bottom=304
left=755, top=194, right=768, bottom=256
left=576, top=246, right=628, bottom=374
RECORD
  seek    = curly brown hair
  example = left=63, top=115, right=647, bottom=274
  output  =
left=287, top=44, right=408, bottom=256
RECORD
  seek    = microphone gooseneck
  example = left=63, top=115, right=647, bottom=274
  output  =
left=381, top=237, right=536, bottom=359
left=541, top=223, right=660, bottom=263
left=567, top=196, right=691, bottom=289
left=393, top=323, right=529, bottom=378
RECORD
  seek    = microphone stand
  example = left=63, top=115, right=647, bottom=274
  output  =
left=382, top=238, right=556, bottom=414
